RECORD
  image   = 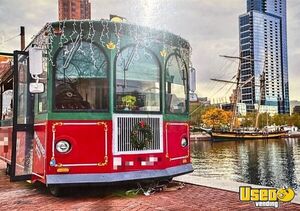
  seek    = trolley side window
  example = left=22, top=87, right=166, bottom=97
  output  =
left=54, top=41, right=109, bottom=111
left=115, top=45, right=161, bottom=112
left=165, top=53, right=188, bottom=114
left=1, top=79, right=13, bottom=121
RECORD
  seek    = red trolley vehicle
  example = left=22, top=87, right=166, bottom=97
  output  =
left=0, top=19, right=194, bottom=195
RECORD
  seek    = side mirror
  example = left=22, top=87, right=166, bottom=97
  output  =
left=29, top=82, right=45, bottom=94
left=29, top=47, right=43, bottom=75
left=189, top=67, right=196, bottom=92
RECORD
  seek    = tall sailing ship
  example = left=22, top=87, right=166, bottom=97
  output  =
left=211, top=130, right=287, bottom=140
left=210, top=55, right=286, bottom=141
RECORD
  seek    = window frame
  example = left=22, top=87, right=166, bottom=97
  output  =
left=37, top=51, right=48, bottom=114
left=164, top=52, right=189, bottom=115
left=113, top=44, right=162, bottom=114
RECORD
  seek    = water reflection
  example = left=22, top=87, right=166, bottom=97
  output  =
left=191, top=138, right=300, bottom=191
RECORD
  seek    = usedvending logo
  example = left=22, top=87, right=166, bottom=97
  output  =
left=239, top=186, right=295, bottom=208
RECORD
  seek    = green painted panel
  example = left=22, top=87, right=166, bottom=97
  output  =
left=34, top=113, right=48, bottom=121
left=163, top=114, right=189, bottom=122
left=47, top=112, right=112, bottom=120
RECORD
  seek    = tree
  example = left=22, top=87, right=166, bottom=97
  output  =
left=289, top=114, right=300, bottom=127
left=201, top=107, right=232, bottom=129
left=257, top=112, right=271, bottom=129
left=189, top=104, right=215, bottom=126
left=271, top=114, right=300, bottom=128
left=240, top=112, right=256, bottom=127
left=272, top=114, right=290, bottom=126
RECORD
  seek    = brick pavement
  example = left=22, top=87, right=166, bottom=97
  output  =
left=0, top=161, right=300, bottom=210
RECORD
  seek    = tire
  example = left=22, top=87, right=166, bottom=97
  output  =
left=158, top=177, right=173, bottom=185
left=49, top=185, right=64, bottom=197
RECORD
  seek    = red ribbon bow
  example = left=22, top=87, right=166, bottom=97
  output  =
left=139, top=121, right=145, bottom=128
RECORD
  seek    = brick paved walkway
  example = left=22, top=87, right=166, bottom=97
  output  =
left=0, top=161, right=299, bottom=210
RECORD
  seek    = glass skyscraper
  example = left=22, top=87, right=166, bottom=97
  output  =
left=239, top=0, right=289, bottom=114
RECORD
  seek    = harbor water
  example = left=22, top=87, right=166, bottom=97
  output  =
left=191, top=138, right=300, bottom=192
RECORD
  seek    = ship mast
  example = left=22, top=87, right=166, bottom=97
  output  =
left=255, top=60, right=278, bottom=129
left=255, top=72, right=265, bottom=129
left=219, top=55, right=255, bottom=132
left=231, top=59, right=241, bottom=131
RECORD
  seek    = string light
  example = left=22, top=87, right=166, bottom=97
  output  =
left=46, top=23, right=56, bottom=66
left=77, top=20, right=85, bottom=56
left=99, top=19, right=106, bottom=47
left=29, top=19, right=192, bottom=72
left=88, top=20, right=97, bottom=68
left=59, top=21, right=68, bottom=47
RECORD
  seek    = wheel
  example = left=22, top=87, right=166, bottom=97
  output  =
left=49, top=185, right=64, bottom=197
left=5, top=164, right=11, bottom=175
left=158, top=177, right=173, bottom=185
left=167, top=177, right=173, bottom=183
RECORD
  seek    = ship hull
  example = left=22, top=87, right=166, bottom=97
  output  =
left=211, top=131, right=287, bottom=141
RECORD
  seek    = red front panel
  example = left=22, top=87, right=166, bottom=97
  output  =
left=165, top=123, right=190, bottom=162
left=46, top=120, right=113, bottom=174
left=55, top=124, right=106, bottom=164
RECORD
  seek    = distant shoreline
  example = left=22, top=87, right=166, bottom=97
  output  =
left=190, top=132, right=211, bottom=141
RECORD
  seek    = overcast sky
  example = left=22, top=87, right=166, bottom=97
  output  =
left=0, top=0, right=299, bottom=101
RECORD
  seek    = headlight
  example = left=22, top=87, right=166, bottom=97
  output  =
left=56, top=140, right=71, bottom=153
left=181, top=137, right=188, bottom=147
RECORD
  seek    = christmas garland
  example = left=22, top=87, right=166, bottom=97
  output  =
left=130, top=121, right=153, bottom=150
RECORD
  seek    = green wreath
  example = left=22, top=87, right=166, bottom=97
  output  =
left=130, top=121, right=153, bottom=150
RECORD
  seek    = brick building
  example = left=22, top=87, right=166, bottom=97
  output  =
left=58, top=0, right=91, bottom=20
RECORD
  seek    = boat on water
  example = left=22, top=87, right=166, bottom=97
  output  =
left=190, top=126, right=287, bottom=141
left=211, top=130, right=287, bottom=141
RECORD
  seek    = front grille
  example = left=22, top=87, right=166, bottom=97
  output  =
left=114, top=115, right=162, bottom=153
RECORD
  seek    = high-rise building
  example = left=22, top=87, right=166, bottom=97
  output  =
left=239, top=0, right=289, bottom=114
left=58, top=0, right=91, bottom=20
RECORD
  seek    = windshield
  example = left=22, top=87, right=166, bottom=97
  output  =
left=165, top=53, right=188, bottom=114
left=54, top=41, right=109, bottom=111
left=115, top=45, right=161, bottom=112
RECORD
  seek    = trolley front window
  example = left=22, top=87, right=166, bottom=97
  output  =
left=115, top=45, right=161, bottom=112
left=54, top=41, right=109, bottom=111
left=165, top=53, right=188, bottom=114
